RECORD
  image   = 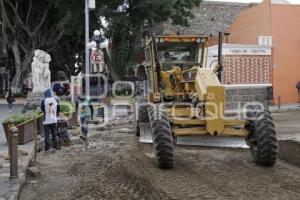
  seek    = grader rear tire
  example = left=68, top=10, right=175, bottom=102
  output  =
left=150, top=106, right=175, bottom=169
left=247, top=105, right=277, bottom=166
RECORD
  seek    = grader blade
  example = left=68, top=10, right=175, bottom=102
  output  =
left=176, top=136, right=248, bottom=148
left=139, top=135, right=248, bottom=148
left=139, top=124, right=248, bottom=148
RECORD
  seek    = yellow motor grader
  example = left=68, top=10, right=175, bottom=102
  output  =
left=134, top=34, right=277, bottom=169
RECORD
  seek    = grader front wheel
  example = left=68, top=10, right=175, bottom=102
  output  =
left=247, top=106, right=278, bottom=166
left=149, top=106, right=175, bottom=169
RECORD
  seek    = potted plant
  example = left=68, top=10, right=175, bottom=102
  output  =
left=2, top=112, right=37, bottom=144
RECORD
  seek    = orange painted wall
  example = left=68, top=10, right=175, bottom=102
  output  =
left=228, top=0, right=300, bottom=104
left=271, top=4, right=300, bottom=104
left=228, top=0, right=271, bottom=44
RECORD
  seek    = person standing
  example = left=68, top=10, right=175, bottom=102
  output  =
left=41, top=89, right=60, bottom=151
left=76, top=95, right=94, bottom=147
left=5, top=89, right=14, bottom=112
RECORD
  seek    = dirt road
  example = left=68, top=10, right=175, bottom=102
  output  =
left=20, top=116, right=300, bottom=200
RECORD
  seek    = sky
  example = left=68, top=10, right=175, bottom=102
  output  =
left=206, top=0, right=300, bottom=4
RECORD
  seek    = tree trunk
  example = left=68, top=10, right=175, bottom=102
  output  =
left=109, top=40, right=121, bottom=81
left=10, top=40, right=34, bottom=93
left=11, top=39, right=22, bottom=93
left=22, top=51, right=34, bottom=78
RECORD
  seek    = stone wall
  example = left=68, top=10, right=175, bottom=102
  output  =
left=225, top=86, right=273, bottom=110
left=151, top=1, right=255, bottom=37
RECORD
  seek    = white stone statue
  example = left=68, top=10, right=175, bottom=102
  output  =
left=32, top=50, right=52, bottom=92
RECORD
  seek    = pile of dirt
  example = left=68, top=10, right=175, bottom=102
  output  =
left=278, top=140, right=300, bottom=167
left=81, top=153, right=170, bottom=200
left=20, top=121, right=171, bottom=200
left=69, top=139, right=170, bottom=199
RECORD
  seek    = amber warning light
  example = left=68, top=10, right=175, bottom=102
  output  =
left=157, top=37, right=203, bottom=43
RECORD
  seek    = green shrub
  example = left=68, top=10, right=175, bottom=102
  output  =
left=59, top=100, right=75, bottom=114
left=3, top=112, right=35, bottom=125
left=3, top=101, right=75, bottom=125
left=34, top=107, right=43, bottom=116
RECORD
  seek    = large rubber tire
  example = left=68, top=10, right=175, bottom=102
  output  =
left=134, top=104, right=149, bottom=136
left=246, top=105, right=277, bottom=166
left=150, top=105, right=175, bottom=169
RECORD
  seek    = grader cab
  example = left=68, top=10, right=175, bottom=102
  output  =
left=134, top=35, right=277, bottom=169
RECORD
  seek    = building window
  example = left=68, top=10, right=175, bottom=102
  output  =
left=258, top=36, right=272, bottom=46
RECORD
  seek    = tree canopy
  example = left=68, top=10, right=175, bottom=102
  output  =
left=0, top=0, right=202, bottom=91
left=97, top=0, right=202, bottom=78
left=0, top=0, right=69, bottom=91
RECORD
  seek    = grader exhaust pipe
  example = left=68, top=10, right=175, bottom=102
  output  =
left=217, top=32, right=223, bottom=82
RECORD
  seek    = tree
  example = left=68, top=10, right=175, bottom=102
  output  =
left=97, top=0, right=202, bottom=79
left=53, top=0, right=101, bottom=79
left=0, top=0, right=69, bottom=92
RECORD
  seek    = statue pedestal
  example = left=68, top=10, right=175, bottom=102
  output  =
left=23, top=92, right=44, bottom=112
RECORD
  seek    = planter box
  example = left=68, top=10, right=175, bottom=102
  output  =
left=2, top=118, right=36, bottom=145
left=64, top=112, right=78, bottom=128
left=36, top=114, right=44, bottom=135
left=2, top=123, right=10, bottom=143
left=69, top=112, right=78, bottom=127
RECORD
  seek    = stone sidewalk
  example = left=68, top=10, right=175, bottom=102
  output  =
left=0, top=141, right=36, bottom=200
left=270, top=103, right=300, bottom=112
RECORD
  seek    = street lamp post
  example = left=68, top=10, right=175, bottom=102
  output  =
left=87, top=30, right=105, bottom=97
left=87, top=30, right=105, bottom=59
left=93, top=30, right=105, bottom=49
left=85, top=0, right=90, bottom=97
left=84, top=0, right=96, bottom=97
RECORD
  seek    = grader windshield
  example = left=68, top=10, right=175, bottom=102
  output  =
left=154, top=36, right=208, bottom=70
left=144, top=35, right=209, bottom=98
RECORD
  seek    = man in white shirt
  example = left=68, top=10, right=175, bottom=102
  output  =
left=41, top=89, right=60, bottom=151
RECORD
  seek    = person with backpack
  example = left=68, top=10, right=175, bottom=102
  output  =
left=41, top=89, right=60, bottom=151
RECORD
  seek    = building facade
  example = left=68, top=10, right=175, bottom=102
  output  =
left=207, top=44, right=273, bottom=108
left=228, top=0, right=300, bottom=104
